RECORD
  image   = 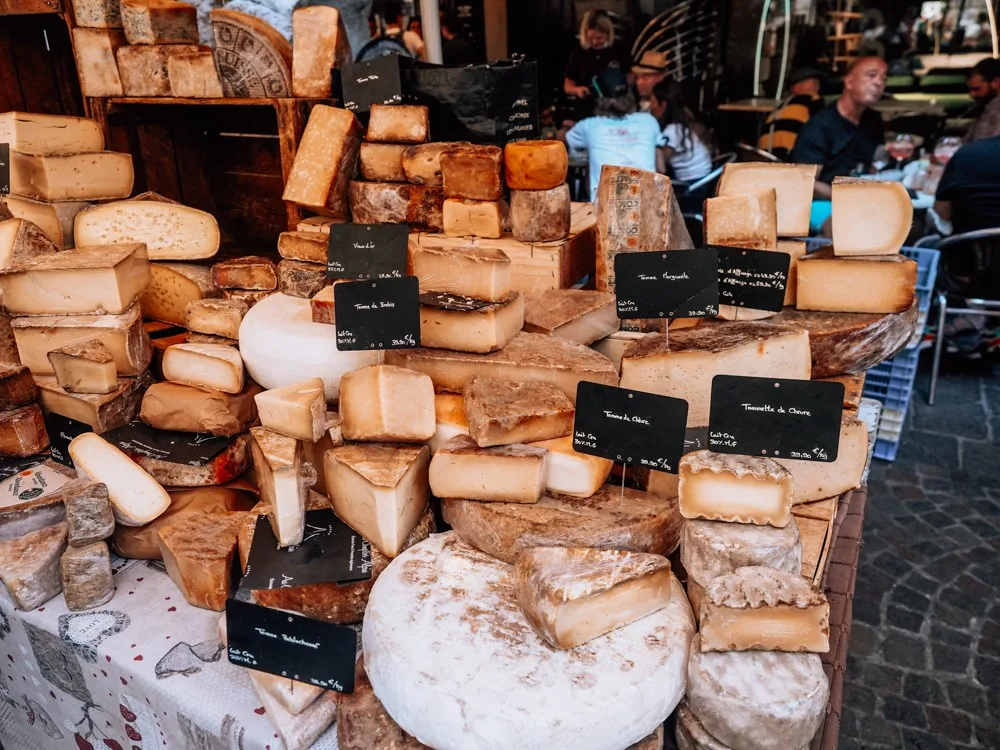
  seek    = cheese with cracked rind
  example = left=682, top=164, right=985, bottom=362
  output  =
left=71, top=28, right=126, bottom=97
left=211, top=256, right=277, bottom=290
left=339, top=364, right=435, bottom=443
left=0, top=218, right=59, bottom=270
left=292, top=6, right=352, bottom=98
left=75, top=200, right=219, bottom=261
left=366, top=104, right=429, bottom=144
left=282, top=105, right=363, bottom=218
left=680, top=517, right=802, bottom=589
left=60, top=540, right=114, bottom=610
left=158, top=511, right=243, bottom=610
left=0, top=522, right=67, bottom=610
left=796, top=248, right=917, bottom=314
left=440, top=144, right=503, bottom=200
left=464, top=376, right=573, bottom=447
left=0, top=404, right=49, bottom=457
left=679, top=451, right=793, bottom=528
left=120, top=0, right=198, bottom=44
left=277, top=259, right=329, bottom=298
left=831, top=178, right=912, bottom=255
left=716, top=163, right=819, bottom=237
left=524, top=289, right=618, bottom=344
left=509, top=184, right=571, bottom=242
left=70, top=0, right=122, bottom=27
left=60, top=479, right=114, bottom=547
left=402, top=142, right=467, bottom=186
left=429, top=434, right=548, bottom=503
left=349, top=181, right=444, bottom=231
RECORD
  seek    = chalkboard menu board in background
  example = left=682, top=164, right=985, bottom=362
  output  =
left=573, top=382, right=689, bottom=473
left=333, top=277, right=421, bottom=351
left=0, top=143, right=9, bottom=195
left=708, top=376, right=845, bottom=462
left=340, top=55, right=406, bottom=113
left=614, top=249, right=720, bottom=319
left=715, top=246, right=790, bottom=312
left=327, top=224, right=408, bottom=280
left=226, top=599, right=356, bottom=692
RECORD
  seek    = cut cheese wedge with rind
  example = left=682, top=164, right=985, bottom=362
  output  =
left=716, top=162, right=819, bottom=237
left=141, top=262, right=220, bottom=326
left=75, top=200, right=220, bottom=260
left=831, top=177, right=913, bottom=256
left=429, top=434, right=548, bottom=503
left=795, top=248, right=917, bottom=314
left=250, top=427, right=313, bottom=548
left=0, top=112, right=104, bottom=156
left=339, top=364, right=435, bottom=443
left=680, top=517, right=802, bottom=589
left=526, top=434, right=613, bottom=498
left=704, top=189, right=777, bottom=250
left=11, top=150, right=133, bottom=202
left=254, top=377, right=327, bottom=442
left=775, top=414, right=868, bottom=503
left=162, top=343, right=245, bottom=394
left=679, top=451, right=793, bottom=528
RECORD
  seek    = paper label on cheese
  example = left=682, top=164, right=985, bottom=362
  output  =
left=0, top=463, right=69, bottom=508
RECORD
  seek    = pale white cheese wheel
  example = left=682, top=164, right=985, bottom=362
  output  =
left=363, top=531, right=696, bottom=750
left=238, top=293, right=378, bottom=401
left=680, top=517, right=802, bottom=588
left=686, top=635, right=829, bottom=750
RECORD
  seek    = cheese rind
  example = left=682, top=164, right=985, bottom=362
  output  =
left=408, top=242, right=511, bottom=302
left=526, top=434, right=613, bottom=498
left=69, top=433, right=171, bottom=526
left=60, top=480, right=115, bottom=547
left=775, top=415, right=868, bottom=503
left=509, top=185, right=571, bottom=242
left=291, top=6, right=352, bottom=98
left=429, top=435, right=548, bottom=503
left=514, top=546, right=673, bottom=649
left=70, top=0, right=122, bottom=28
left=47, top=338, right=118, bottom=395
left=1, top=196, right=92, bottom=248
left=443, top=484, right=683, bottom=564
left=276, top=231, right=326, bottom=263
left=210, top=9, right=292, bottom=98
left=349, top=182, right=445, bottom=231
left=464, top=376, right=574, bottom=447
left=167, top=52, right=224, bottom=98
left=71, top=28, right=126, bottom=97
left=129, top=433, right=251, bottom=487
left=254, top=377, right=327, bottom=442
left=11, top=151, right=133, bottom=202
left=120, top=0, right=199, bottom=44
left=301, top=411, right=343, bottom=494
left=162, top=343, right=244, bottom=394
left=277, top=259, right=329, bottom=298
left=679, top=451, right=793, bottom=528
left=681, top=517, right=803, bottom=588
left=0, top=363, right=36, bottom=409
left=211, top=256, right=277, bottom=290
left=222, top=288, right=271, bottom=308
left=503, top=140, right=568, bottom=190
left=796, top=248, right=918, bottom=314
left=402, top=142, right=466, bottom=186
left=158, top=512, right=243, bottom=610
left=419, top=291, right=523, bottom=353
left=339, top=365, right=435, bottom=443
left=0, top=219, right=59, bottom=270
left=116, top=43, right=204, bottom=97
left=36, top=373, right=149, bottom=432
left=75, top=200, right=219, bottom=261
left=0, top=112, right=104, bottom=156
left=60, top=540, right=114, bottom=610
left=716, top=163, right=819, bottom=237
left=249, top=670, right=339, bottom=749
left=0, top=404, right=49, bottom=457
left=337, top=659, right=427, bottom=749
left=250, top=427, right=313, bottom=548
left=366, top=104, right=429, bottom=144
left=185, top=298, right=247, bottom=339
left=442, top=198, right=506, bottom=239
left=523, top=289, right=618, bottom=344
left=0, top=522, right=67, bottom=610
left=282, top=105, right=363, bottom=218
left=141, top=262, right=219, bottom=325
left=675, top=702, right=731, bottom=750
left=778, top=239, right=808, bottom=306
left=429, top=393, right=469, bottom=454
left=704, top=189, right=777, bottom=250
left=140, top=381, right=260, bottom=436
left=832, top=178, right=912, bottom=255
left=359, top=142, right=408, bottom=183
left=440, top=144, right=504, bottom=200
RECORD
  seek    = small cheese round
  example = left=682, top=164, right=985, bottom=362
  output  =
left=238, top=293, right=378, bottom=401
left=686, top=635, right=829, bottom=750
left=680, top=517, right=802, bottom=588
left=675, top=701, right=731, bottom=750
left=503, top=140, right=568, bottom=190
left=363, top=532, right=695, bottom=750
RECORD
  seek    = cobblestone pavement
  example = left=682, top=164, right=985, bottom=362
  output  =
left=840, top=356, right=1000, bottom=749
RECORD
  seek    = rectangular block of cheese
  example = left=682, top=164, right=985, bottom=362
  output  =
left=0, top=403, right=49, bottom=457
left=510, top=184, right=571, bottom=242
left=0, top=218, right=60, bottom=269
left=162, top=343, right=244, bottom=394
left=1, top=196, right=92, bottom=248
left=254, top=378, right=327, bottom=442
left=116, top=43, right=203, bottom=96
left=296, top=215, right=342, bottom=233
left=619, top=323, right=812, bottom=426
left=778, top=239, right=808, bottom=306
left=71, top=28, right=126, bottom=97
left=679, top=451, right=793, bottom=528
left=402, top=142, right=462, bottom=186
left=251, top=427, right=312, bottom=548
left=717, top=162, right=819, bottom=237
left=282, top=105, right=363, bottom=218
left=0, top=522, right=67, bottom=611
left=385, top=331, right=618, bottom=403
left=440, top=144, right=503, bottom=200
left=70, top=432, right=170, bottom=526
left=429, top=393, right=468, bottom=454
left=831, top=178, right=912, bottom=256
left=75, top=199, right=220, bottom=261
left=11, top=151, right=133, bottom=202
left=349, top=182, right=444, bottom=231
left=523, top=289, right=618, bottom=345
left=211, top=256, right=277, bottom=291
left=796, top=248, right=917, bottom=314
left=408, top=242, right=511, bottom=302
left=60, top=480, right=114, bottom=547
left=140, top=380, right=260, bottom=436
left=464, top=376, right=574, bottom=447
left=166, top=51, right=224, bottom=98
left=775, top=415, right=868, bottom=503
left=141, top=262, right=219, bottom=325
left=324, top=443, right=430, bottom=557
left=698, top=566, right=829, bottom=652
left=0, top=362, right=37, bottom=410
left=120, top=0, right=198, bottom=44
left=429, top=434, right=548, bottom=503
left=60, top=540, right=114, bottom=610
left=185, top=298, right=247, bottom=339
left=0, top=243, right=149, bottom=316
left=277, top=231, right=326, bottom=264
left=71, top=0, right=122, bottom=27
left=419, top=291, right=523, bottom=353
left=366, top=104, right=429, bottom=144
left=704, top=189, right=777, bottom=250
left=36, top=373, right=149, bottom=432
left=11, top=304, right=151, bottom=376
left=339, top=364, right=434, bottom=442
left=442, top=198, right=506, bottom=239
left=309, top=284, right=335, bottom=324
left=222, top=288, right=271, bottom=308
left=0, top=113, right=104, bottom=156
left=47, top=338, right=117, bottom=395
left=527, top=434, right=613, bottom=498
left=514, top=546, right=673, bottom=649
left=292, top=6, right=351, bottom=97
left=277, top=259, right=329, bottom=298
left=158, top=512, right=242, bottom=610
left=359, top=142, right=408, bottom=182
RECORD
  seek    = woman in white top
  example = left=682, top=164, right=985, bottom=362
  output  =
left=649, top=81, right=712, bottom=183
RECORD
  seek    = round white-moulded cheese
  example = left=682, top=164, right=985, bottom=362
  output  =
left=680, top=517, right=802, bottom=588
left=238, top=293, right=378, bottom=401
left=363, top=531, right=696, bottom=750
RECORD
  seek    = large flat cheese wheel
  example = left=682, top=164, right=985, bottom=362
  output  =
left=680, top=517, right=802, bottom=588
left=363, top=532, right=695, bottom=750
left=238, top=293, right=378, bottom=401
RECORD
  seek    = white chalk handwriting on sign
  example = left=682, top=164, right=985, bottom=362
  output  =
left=719, top=268, right=787, bottom=295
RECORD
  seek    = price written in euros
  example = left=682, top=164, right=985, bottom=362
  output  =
left=638, top=456, right=673, bottom=471
left=391, top=334, right=417, bottom=347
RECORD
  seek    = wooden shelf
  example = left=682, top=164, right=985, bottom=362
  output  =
left=98, top=96, right=336, bottom=107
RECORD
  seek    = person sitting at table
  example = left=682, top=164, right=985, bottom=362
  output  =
left=791, top=56, right=887, bottom=231
left=649, top=82, right=712, bottom=182
left=934, top=134, right=1000, bottom=235
left=561, top=67, right=662, bottom=202
left=758, top=68, right=824, bottom=160
left=964, top=58, right=1000, bottom=142
left=562, top=10, right=631, bottom=121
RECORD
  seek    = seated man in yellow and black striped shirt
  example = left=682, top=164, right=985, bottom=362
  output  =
left=758, top=68, right=824, bottom=160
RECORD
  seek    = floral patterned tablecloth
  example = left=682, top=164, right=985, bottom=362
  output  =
left=0, top=554, right=339, bottom=750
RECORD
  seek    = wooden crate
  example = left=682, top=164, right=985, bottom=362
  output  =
left=410, top=202, right=596, bottom=294
left=0, top=11, right=82, bottom=115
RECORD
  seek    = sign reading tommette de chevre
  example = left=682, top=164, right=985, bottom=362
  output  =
left=326, top=223, right=408, bottom=280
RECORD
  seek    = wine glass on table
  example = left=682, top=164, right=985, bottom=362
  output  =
left=886, top=133, right=916, bottom=169
left=933, top=136, right=961, bottom=165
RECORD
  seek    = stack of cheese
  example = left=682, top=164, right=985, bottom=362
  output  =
left=673, top=450, right=832, bottom=749
left=210, top=255, right=279, bottom=311
left=504, top=140, right=573, bottom=242
left=0, top=363, right=49, bottom=459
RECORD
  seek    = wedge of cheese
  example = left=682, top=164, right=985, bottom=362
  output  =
left=282, top=105, right=363, bottom=218
left=366, top=104, right=429, bottom=144
left=704, top=189, right=777, bottom=250
left=831, top=178, right=912, bottom=255
left=250, top=427, right=314, bottom=548
left=36, top=374, right=149, bottom=432
left=778, top=239, right=808, bottom=306
left=526, top=434, right=613, bottom=498
left=590, top=330, right=646, bottom=373
left=1, top=196, right=92, bottom=248
left=509, top=185, right=571, bottom=242
left=211, top=256, right=277, bottom=290
left=254, top=378, right=327, bottom=442
left=0, top=218, right=59, bottom=269
left=402, top=142, right=464, bottom=186
left=775, top=414, right=868, bottom=503
left=339, top=364, right=435, bottom=443
left=60, top=540, right=115, bottom=611
left=523, top=289, right=618, bottom=345
left=161, top=343, right=244, bottom=394
left=324, top=443, right=430, bottom=557
left=0, top=112, right=104, bottom=156
left=74, top=200, right=219, bottom=261
left=166, top=51, right=224, bottom=97
left=679, top=451, right=793, bottom=528
left=47, top=338, right=117, bottom=395
left=429, top=393, right=469, bottom=454
left=185, top=298, right=247, bottom=340
left=139, top=381, right=260, bottom=436
left=429, top=435, right=548, bottom=503
left=120, top=0, right=198, bottom=44
left=0, top=522, right=67, bottom=610
left=71, top=28, right=126, bottom=97
left=442, top=198, right=506, bottom=239
left=681, top=517, right=803, bottom=590
left=117, top=43, right=205, bottom=97
left=796, top=248, right=917, bottom=314
left=11, top=151, right=133, bottom=202
left=440, top=144, right=503, bottom=200
left=291, top=6, right=351, bottom=98
left=464, top=376, right=574, bottom=447
left=301, top=412, right=343, bottom=496
left=0, top=362, right=36, bottom=410
left=349, top=182, right=444, bottom=231
left=141, top=262, right=220, bottom=325
left=69, top=432, right=170, bottom=526
left=359, top=142, right=408, bottom=183
left=419, top=291, right=523, bottom=353
left=0, top=403, right=49, bottom=457
left=716, top=162, right=819, bottom=237
left=408, top=242, right=511, bottom=302
left=158, top=512, right=243, bottom=610
left=277, top=259, right=328, bottom=298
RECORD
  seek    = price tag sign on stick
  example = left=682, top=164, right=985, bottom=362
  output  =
left=327, top=224, right=408, bottom=280
left=614, top=249, right=719, bottom=319
left=333, top=276, right=420, bottom=351
left=0, top=143, right=9, bottom=195
left=707, top=376, right=845, bottom=462
left=573, top=381, right=688, bottom=473
left=715, top=246, right=790, bottom=312
left=340, top=55, right=405, bottom=112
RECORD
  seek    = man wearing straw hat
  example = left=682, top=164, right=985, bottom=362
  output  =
left=633, top=50, right=669, bottom=111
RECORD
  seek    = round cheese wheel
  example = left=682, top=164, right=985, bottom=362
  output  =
left=238, top=293, right=378, bottom=401
left=503, top=140, right=568, bottom=190
left=686, top=635, right=829, bottom=750
left=363, top=532, right=695, bottom=750
left=680, top=517, right=802, bottom=588
left=675, top=701, right=731, bottom=750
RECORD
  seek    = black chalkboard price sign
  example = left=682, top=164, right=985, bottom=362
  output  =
left=101, top=420, right=233, bottom=466
left=340, top=55, right=406, bottom=113
left=708, top=375, right=845, bottom=462
left=0, top=143, right=9, bottom=195
left=573, top=382, right=689, bottom=473
left=715, top=246, right=790, bottom=312
left=327, top=223, right=408, bottom=280
left=333, top=276, right=420, bottom=351
left=614, top=249, right=719, bottom=319
left=225, top=599, right=356, bottom=692
left=44, top=412, right=90, bottom=467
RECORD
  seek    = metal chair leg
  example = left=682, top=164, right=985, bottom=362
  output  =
left=929, top=292, right=949, bottom=405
